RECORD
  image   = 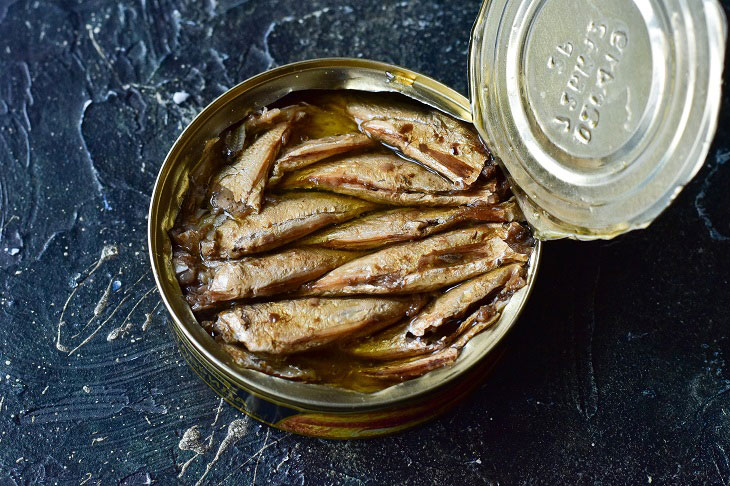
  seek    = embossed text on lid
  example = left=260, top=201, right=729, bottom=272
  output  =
left=469, top=0, right=727, bottom=239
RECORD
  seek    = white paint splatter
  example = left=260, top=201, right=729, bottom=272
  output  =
left=1, top=215, right=19, bottom=230
left=106, top=286, right=156, bottom=341
left=142, top=301, right=162, bottom=332
left=211, top=398, right=224, bottom=427
left=179, top=425, right=211, bottom=455
left=178, top=425, right=212, bottom=479
left=252, top=427, right=270, bottom=485
left=173, top=91, right=190, bottom=104
left=196, top=418, right=249, bottom=486
left=56, top=245, right=118, bottom=352
left=68, top=294, right=131, bottom=356
left=219, top=433, right=290, bottom=483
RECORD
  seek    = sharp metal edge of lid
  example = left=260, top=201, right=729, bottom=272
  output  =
left=469, top=0, right=727, bottom=240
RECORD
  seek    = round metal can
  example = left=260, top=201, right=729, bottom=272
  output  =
left=148, top=59, right=542, bottom=439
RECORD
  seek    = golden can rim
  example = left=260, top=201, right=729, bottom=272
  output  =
left=148, top=58, right=543, bottom=413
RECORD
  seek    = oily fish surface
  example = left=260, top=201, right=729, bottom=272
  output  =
left=301, top=224, right=530, bottom=296
left=187, top=248, right=362, bottom=311
left=277, top=152, right=500, bottom=207
left=341, top=92, right=489, bottom=187
left=300, top=199, right=524, bottom=250
left=199, top=192, right=378, bottom=260
left=212, top=296, right=426, bottom=354
left=168, top=93, right=533, bottom=391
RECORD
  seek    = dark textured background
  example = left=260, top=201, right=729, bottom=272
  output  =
left=0, top=0, right=729, bottom=484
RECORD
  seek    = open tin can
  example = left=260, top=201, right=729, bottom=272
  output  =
left=148, top=0, right=726, bottom=438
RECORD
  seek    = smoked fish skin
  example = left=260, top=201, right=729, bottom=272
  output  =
left=278, top=152, right=500, bottom=207
left=200, top=192, right=378, bottom=260
left=188, top=248, right=361, bottom=311
left=302, top=224, right=530, bottom=296
left=168, top=91, right=536, bottom=391
left=211, top=122, right=293, bottom=217
left=343, top=93, right=488, bottom=187
left=407, top=263, right=525, bottom=337
left=269, top=133, right=375, bottom=185
left=219, top=343, right=316, bottom=381
left=342, top=265, right=526, bottom=363
left=213, top=296, right=425, bottom=354
left=300, top=200, right=524, bottom=250
left=340, top=320, right=444, bottom=362
left=357, top=282, right=525, bottom=383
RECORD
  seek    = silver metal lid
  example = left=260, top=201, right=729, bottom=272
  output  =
left=469, top=0, right=727, bottom=239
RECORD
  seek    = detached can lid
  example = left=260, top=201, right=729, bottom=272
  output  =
left=469, top=0, right=727, bottom=239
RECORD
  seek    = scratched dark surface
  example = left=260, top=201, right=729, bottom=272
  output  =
left=0, top=0, right=729, bottom=484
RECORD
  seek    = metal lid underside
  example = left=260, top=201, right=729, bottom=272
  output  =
left=470, top=0, right=727, bottom=240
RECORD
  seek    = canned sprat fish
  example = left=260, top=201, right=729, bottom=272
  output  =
left=150, top=59, right=542, bottom=438
left=169, top=87, right=536, bottom=392
left=150, top=0, right=726, bottom=438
